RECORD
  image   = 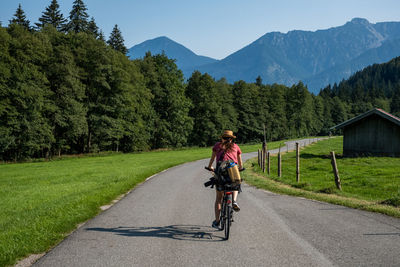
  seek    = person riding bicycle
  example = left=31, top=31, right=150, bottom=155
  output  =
left=207, top=130, right=243, bottom=228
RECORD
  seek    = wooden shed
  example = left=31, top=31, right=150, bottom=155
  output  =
left=331, top=108, right=400, bottom=157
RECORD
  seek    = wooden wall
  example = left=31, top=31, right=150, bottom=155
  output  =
left=343, top=114, right=400, bottom=157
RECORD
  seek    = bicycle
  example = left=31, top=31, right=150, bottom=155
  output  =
left=205, top=166, right=245, bottom=240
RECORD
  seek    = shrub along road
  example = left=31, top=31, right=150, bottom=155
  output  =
left=34, top=139, right=400, bottom=266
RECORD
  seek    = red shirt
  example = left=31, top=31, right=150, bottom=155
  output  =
left=213, top=142, right=242, bottom=164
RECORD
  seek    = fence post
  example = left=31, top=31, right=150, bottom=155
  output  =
left=261, top=149, right=264, bottom=170
left=258, top=149, right=261, bottom=167
left=330, top=151, right=342, bottom=190
left=278, top=146, right=282, bottom=177
left=267, top=152, right=270, bottom=174
left=262, top=142, right=267, bottom=173
left=296, top=142, right=300, bottom=182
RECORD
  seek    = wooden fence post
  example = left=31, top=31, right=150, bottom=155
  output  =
left=267, top=152, right=270, bottom=174
left=262, top=142, right=267, bottom=173
left=278, top=146, right=282, bottom=177
left=261, top=149, right=264, bottom=170
left=258, top=149, right=261, bottom=167
left=296, top=142, right=300, bottom=182
left=330, top=151, right=342, bottom=190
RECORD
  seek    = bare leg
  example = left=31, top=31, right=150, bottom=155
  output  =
left=233, top=190, right=238, bottom=202
left=215, top=190, right=223, bottom=222
left=232, top=190, right=240, bottom=211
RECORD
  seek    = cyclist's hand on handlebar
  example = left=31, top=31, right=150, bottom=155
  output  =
left=205, top=166, right=214, bottom=172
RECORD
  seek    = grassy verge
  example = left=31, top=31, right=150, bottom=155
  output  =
left=243, top=137, right=400, bottom=218
left=1, top=140, right=292, bottom=266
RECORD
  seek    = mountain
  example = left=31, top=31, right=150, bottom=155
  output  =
left=127, top=36, right=218, bottom=76
left=304, top=38, right=400, bottom=90
left=195, top=18, right=400, bottom=93
left=127, top=19, right=400, bottom=93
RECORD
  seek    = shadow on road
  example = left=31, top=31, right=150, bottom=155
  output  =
left=363, top=233, right=400, bottom=236
left=319, top=207, right=350, bottom=210
left=86, top=225, right=225, bottom=242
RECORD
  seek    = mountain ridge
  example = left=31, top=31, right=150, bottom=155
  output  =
left=127, top=18, right=400, bottom=93
left=127, top=36, right=217, bottom=71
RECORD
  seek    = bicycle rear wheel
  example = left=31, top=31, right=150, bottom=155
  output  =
left=219, top=202, right=225, bottom=231
left=224, top=205, right=231, bottom=240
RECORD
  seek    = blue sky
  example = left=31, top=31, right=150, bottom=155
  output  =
left=1, top=0, right=400, bottom=59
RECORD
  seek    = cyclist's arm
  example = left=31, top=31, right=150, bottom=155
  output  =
left=207, top=151, right=217, bottom=171
left=238, top=154, right=243, bottom=170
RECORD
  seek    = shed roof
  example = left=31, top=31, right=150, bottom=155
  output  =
left=330, top=108, right=400, bottom=130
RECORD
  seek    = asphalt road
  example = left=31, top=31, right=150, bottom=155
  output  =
left=34, top=139, right=400, bottom=266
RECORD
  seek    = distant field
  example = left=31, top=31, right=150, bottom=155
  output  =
left=244, top=137, right=400, bottom=217
left=0, top=140, right=290, bottom=266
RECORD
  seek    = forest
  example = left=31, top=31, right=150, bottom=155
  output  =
left=1, top=0, right=400, bottom=161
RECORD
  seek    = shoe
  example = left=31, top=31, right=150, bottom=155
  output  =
left=232, top=201, right=240, bottom=212
left=212, top=220, right=220, bottom=228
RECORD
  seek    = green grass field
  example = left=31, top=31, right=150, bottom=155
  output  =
left=244, top=137, right=400, bottom=217
left=1, top=140, right=291, bottom=266
left=6, top=137, right=398, bottom=266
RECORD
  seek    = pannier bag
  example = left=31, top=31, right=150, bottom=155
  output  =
left=216, top=161, right=231, bottom=185
left=226, top=161, right=241, bottom=185
left=217, top=160, right=241, bottom=185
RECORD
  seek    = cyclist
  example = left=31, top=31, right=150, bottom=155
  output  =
left=207, top=130, right=243, bottom=228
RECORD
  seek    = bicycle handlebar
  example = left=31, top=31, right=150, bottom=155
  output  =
left=205, top=166, right=245, bottom=172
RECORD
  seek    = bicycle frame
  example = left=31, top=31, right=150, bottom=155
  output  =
left=204, top=165, right=244, bottom=240
left=220, top=190, right=234, bottom=240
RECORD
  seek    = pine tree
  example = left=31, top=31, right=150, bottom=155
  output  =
left=87, top=17, right=99, bottom=38
left=255, top=75, right=263, bottom=86
left=35, top=0, right=67, bottom=31
left=232, top=81, right=263, bottom=142
left=66, top=0, right=89, bottom=33
left=390, top=86, right=400, bottom=117
left=267, top=84, right=288, bottom=140
left=286, top=82, right=314, bottom=137
left=9, top=4, right=30, bottom=30
left=107, top=24, right=127, bottom=54
left=98, top=30, right=105, bottom=42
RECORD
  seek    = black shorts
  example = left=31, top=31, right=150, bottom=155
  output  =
left=216, top=183, right=241, bottom=192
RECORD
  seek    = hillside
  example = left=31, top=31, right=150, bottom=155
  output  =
left=304, top=38, right=400, bottom=90
left=320, top=56, right=400, bottom=117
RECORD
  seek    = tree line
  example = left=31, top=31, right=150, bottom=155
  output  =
left=1, top=0, right=400, bottom=161
left=319, top=56, right=400, bottom=118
